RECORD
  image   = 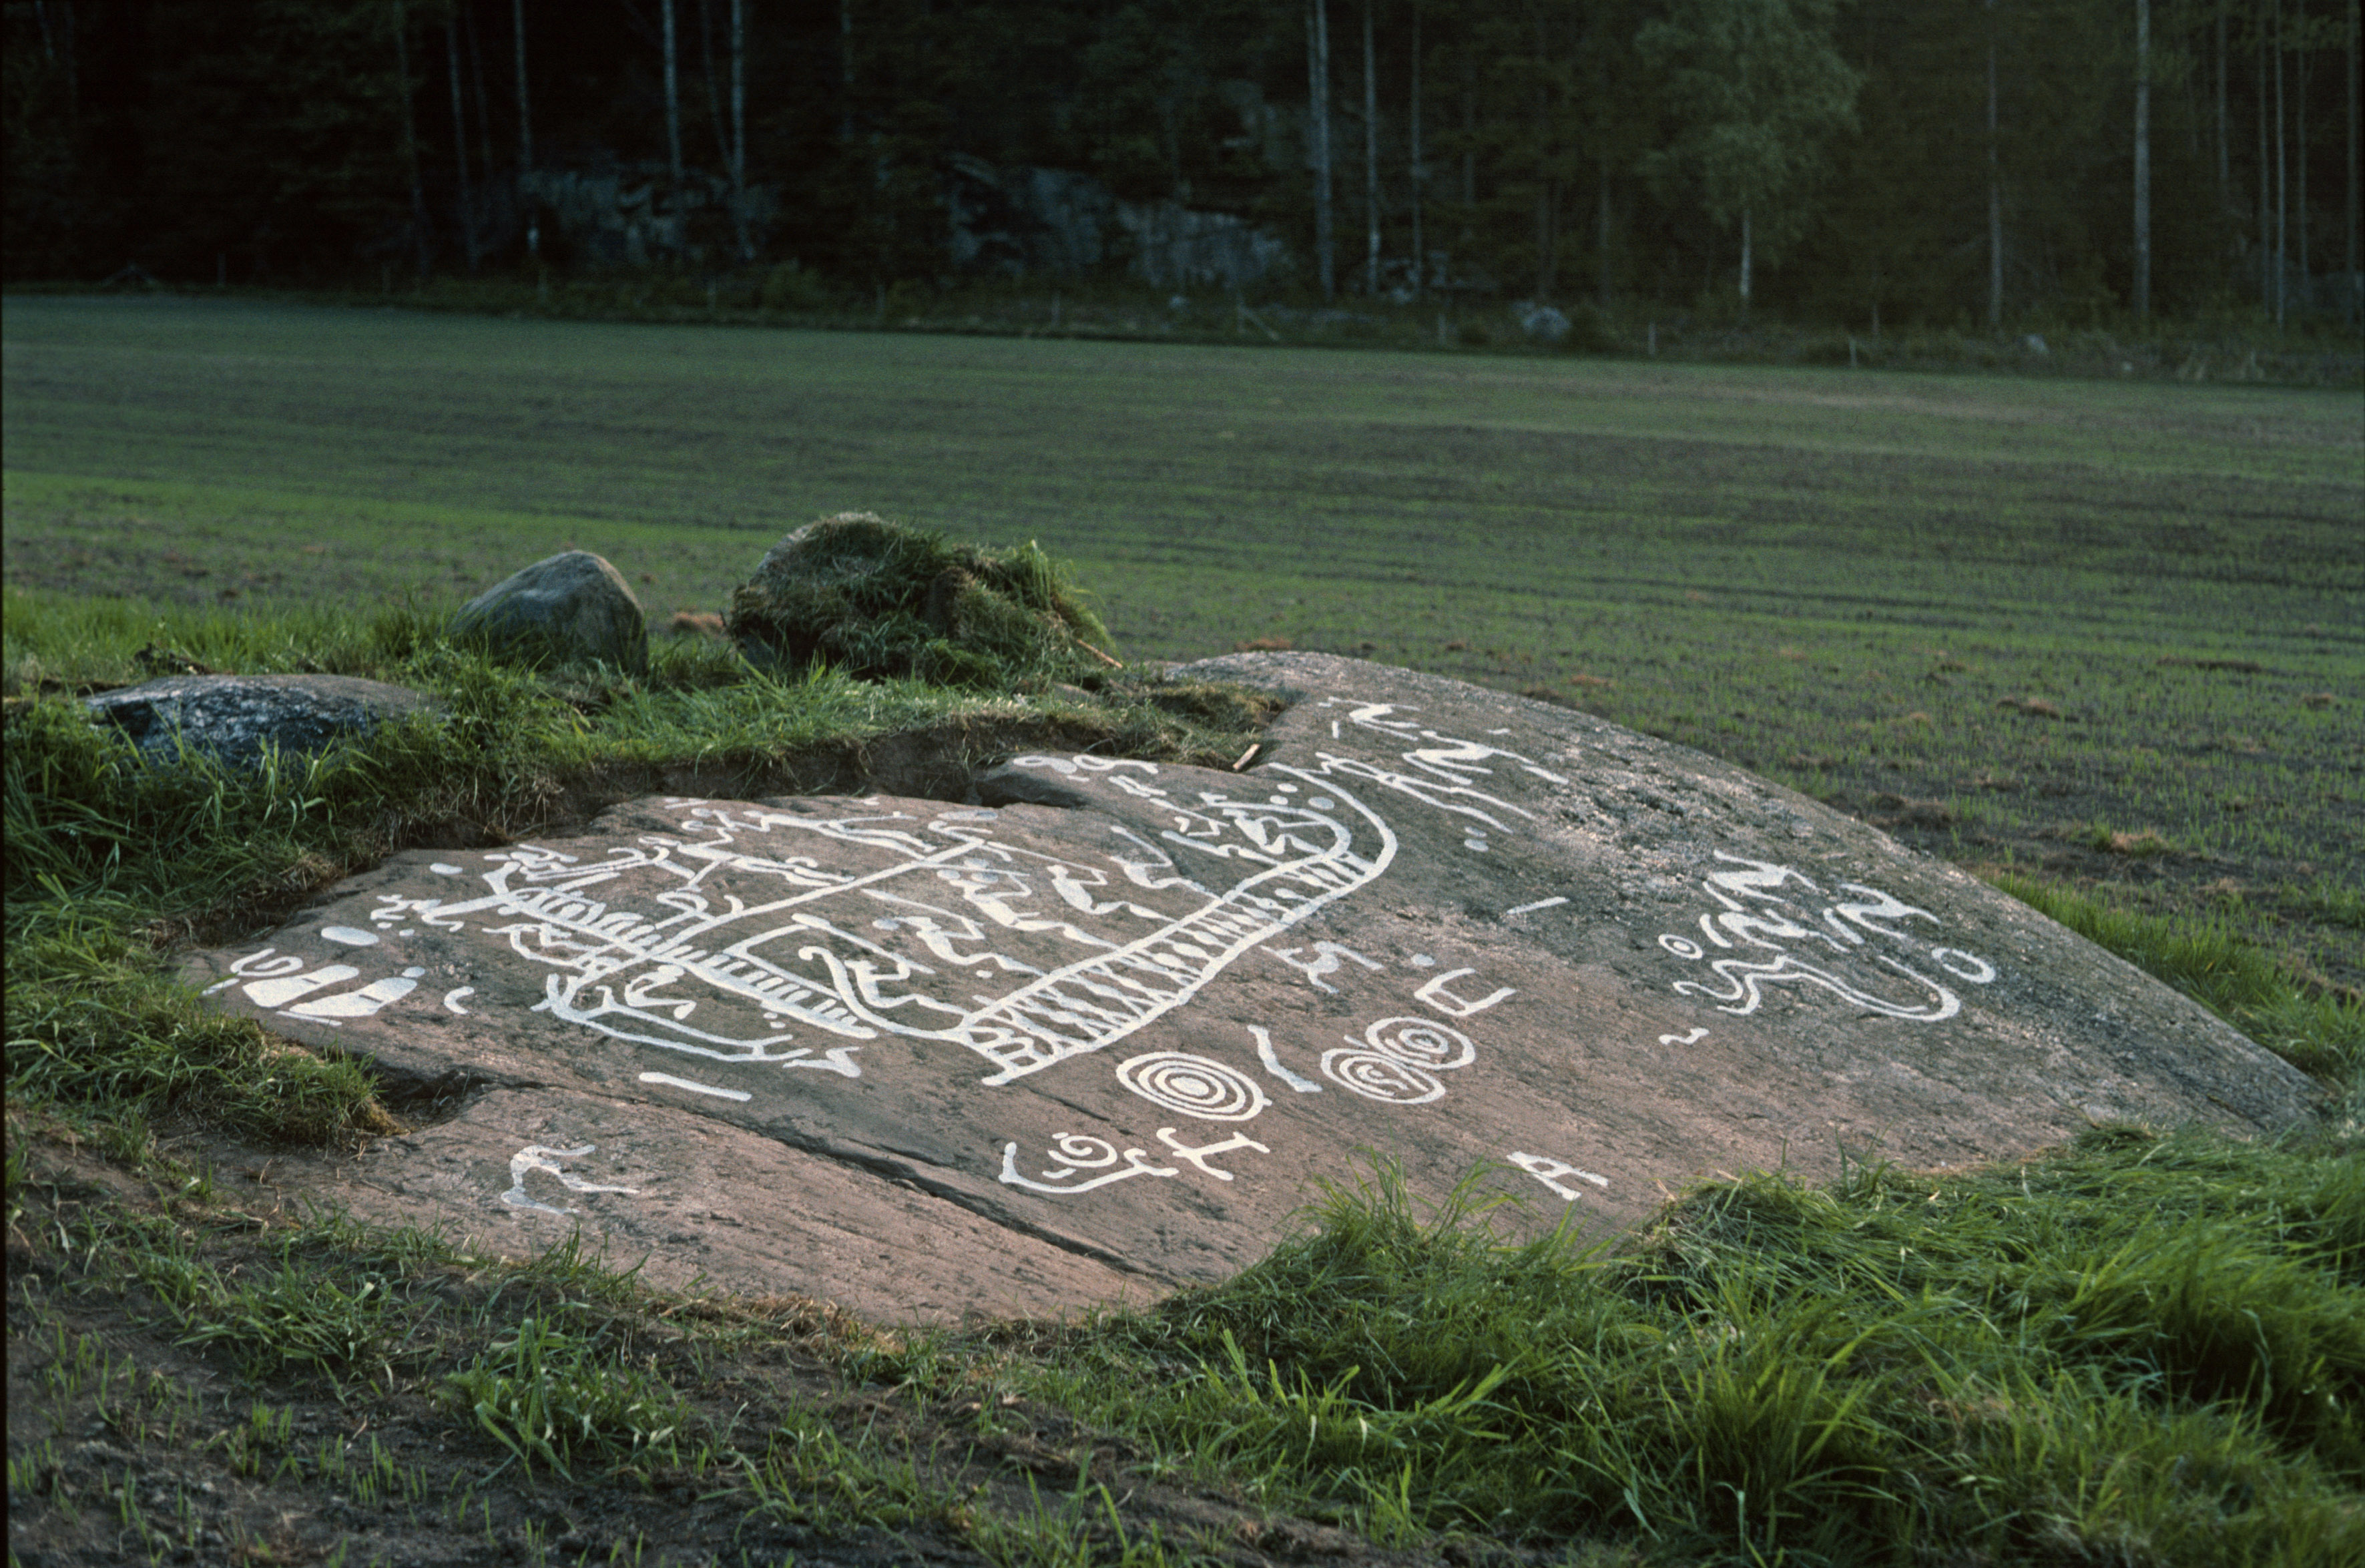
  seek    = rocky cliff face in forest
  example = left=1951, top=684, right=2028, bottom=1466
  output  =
left=947, top=155, right=1289, bottom=290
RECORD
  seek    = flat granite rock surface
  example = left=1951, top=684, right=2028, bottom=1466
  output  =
left=184, top=654, right=2318, bottom=1322
left=87, top=674, right=439, bottom=768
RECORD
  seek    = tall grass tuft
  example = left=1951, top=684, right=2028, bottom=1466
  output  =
left=1060, top=1143, right=2365, bottom=1562
left=1990, top=870, right=2364, bottom=1090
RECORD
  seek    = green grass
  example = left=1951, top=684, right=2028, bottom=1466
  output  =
left=7, top=294, right=2359, bottom=992
left=1045, top=1144, right=2365, bottom=1562
left=1988, top=871, right=2365, bottom=1088
left=5, top=296, right=2362, bottom=1565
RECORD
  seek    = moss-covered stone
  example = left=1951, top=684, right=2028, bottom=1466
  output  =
left=726, top=513, right=1115, bottom=689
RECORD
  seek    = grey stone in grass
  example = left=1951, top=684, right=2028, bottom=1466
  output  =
left=451, top=551, right=648, bottom=677
left=184, top=655, right=2319, bottom=1322
left=86, top=674, right=440, bottom=770
left=1514, top=301, right=1571, bottom=343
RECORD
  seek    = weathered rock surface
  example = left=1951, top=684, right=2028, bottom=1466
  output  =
left=452, top=551, right=648, bottom=676
left=184, top=654, right=2318, bottom=1321
left=87, top=674, right=440, bottom=769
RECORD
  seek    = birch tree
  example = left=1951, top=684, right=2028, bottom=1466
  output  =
left=1638, top=0, right=1859, bottom=310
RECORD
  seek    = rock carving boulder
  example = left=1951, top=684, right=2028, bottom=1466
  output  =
left=87, top=674, right=440, bottom=770
left=452, top=551, right=648, bottom=677
left=726, top=513, right=1115, bottom=688
left=184, top=654, right=2318, bottom=1322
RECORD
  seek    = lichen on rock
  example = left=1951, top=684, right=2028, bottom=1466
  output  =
left=726, top=513, right=1115, bottom=689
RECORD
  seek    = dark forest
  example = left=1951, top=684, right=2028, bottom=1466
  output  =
left=5, top=0, right=2359, bottom=328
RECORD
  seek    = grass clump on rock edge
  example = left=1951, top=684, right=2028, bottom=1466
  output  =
left=727, top=512, right=1117, bottom=690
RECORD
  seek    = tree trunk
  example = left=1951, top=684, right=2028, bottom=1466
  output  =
left=700, top=0, right=725, bottom=168
left=467, top=1, right=495, bottom=190
left=513, top=0, right=533, bottom=173
left=2134, top=0, right=2150, bottom=317
left=1988, top=0, right=2003, bottom=326
left=1408, top=5, right=1422, bottom=295
left=1308, top=0, right=1335, bottom=299
left=2294, top=0, right=2307, bottom=286
left=52, top=0, right=78, bottom=137
left=2217, top=3, right=2228, bottom=202
left=1461, top=59, right=1475, bottom=205
left=1739, top=204, right=1752, bottom=309
left=1535, top=182, right=1556, bottom=300
left=394, top=3, right=431, bottom=280
left=446, top=14, right=477, bottom=271
left=1363, top=0, right=1380, bottom=294
left=2348, top=0, right=2358, bottom=298
left=840, top=0, right=854, bottom=143
left=1598, top=156, right=1612, bottom=301
left=2275, top=0, right=2286, bottom=325
left=663, top=0, right=684, bottom=186
left=2258, top=11, right=2270, bottom=308
left=732, top=0, right=748, bottom=260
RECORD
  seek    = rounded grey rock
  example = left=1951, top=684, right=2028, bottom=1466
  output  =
left=451, top=550, right=647, bottom=676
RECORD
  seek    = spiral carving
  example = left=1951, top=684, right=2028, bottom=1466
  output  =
left=1320, top=1049, right=1447, bottom=1104
left=1360, top=1016, right=1476, bottom=1070
left=1115, top=1051, right=1270, bottom=1121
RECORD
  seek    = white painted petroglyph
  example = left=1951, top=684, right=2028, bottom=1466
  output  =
left=1264, top=939, right=1383, bottom=993
left=1249, top=1025, right=1323, bottom=1093
left=1357, top=1016, right=1477, bottom=1069
left=1153, top=1127, right=1270, bottom=1180
left=284, top=967, right=426, bottom=1020
left=242, top=964, right=360, bottom=1009
left=1321, top=1049, right=1447, bottom=1103
left=639, top=1071, right=753, bottom=1101
left=1656, top=852, right=1996, bottom=1020
left=998, top=1133, right=1178, bottom=1194
left=1930, top=948, right=1998, bottom=983
left=333, top=759, right=1398, bottom=1086
left=501, top=1143, right=637, bottom=1216
left=207, top=695, right=2039, bottom=1220
left=1115, top=1052, right=1270, bottom=1121
left=1413, top=969, right=1517, bottom=1017
left=1310, top=702, right=1570, bottom=832
left=1509, top=1151, right=1609, bottom=1199
left=202, top=947, right=300, bottom=993
left=1503, top=896, right=1569, bottom=917
left=1318, top=1010, right=1483, bottom=1103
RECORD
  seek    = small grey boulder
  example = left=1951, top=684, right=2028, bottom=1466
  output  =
left=86, top=674, right=441, bottom=770
left=452, top=551, right=648, bottom=676
left=1514, top=301, right=1571, bottom=343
